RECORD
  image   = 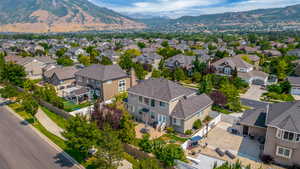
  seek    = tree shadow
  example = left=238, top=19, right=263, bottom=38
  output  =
left=54, top=152, right=75, bottom=168
left=20, top=118, right=35, bottom=125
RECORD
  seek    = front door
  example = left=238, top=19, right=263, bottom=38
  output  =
left=243, top=126, right=249, bottom=135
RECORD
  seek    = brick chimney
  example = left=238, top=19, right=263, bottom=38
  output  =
left=129, top=68, right=137, bottom=87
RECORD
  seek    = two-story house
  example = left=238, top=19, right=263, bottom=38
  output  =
left=75, top=64, right=136, bottom=103
left=239, top=101, right=300, bottom=167
left=127, top=78, right=213, bottom=133
left=212, top=56, right=268, bottom=85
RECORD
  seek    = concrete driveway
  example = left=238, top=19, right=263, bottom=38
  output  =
left=241, top=85, right=266, bottom=101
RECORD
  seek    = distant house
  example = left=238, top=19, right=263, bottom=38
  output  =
left=165, top=54, right=195, bottom=71
left=288, top=77, right=300, bottom=95
left=287, top=49, right=300, bottom=58
left=5, top=55, right=56, bottom=79
left=43, top=66, right=79, bottom=90
left=75, top=64, right=136, bottom=102
left=263, top=50, right=282, bottom=57
left=127, top=78, right=213, bottom=133
left=212, top=56, right=268, bottom=85
left=239, top=102, right=300, bottom=167
left=134, top=53, right=162, bottom=69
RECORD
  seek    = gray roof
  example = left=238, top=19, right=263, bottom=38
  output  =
left=75, top=64, right=128, bottom=81
left=171, top=94, right=213, bottom=119
left=288, top=76, right=300, bottom=86
left=212, top=56, right=253, bottom=69
left=240, top=101, right=300, bottom=133
left=5, top=55, right=55, bottom=65
left=44, top=66, right=78, bottom=80
left=267, top=101, right=300, bottom=133
left=128, top=78, right=196, bottom=102
left=165, top=54, right=195, bottom=69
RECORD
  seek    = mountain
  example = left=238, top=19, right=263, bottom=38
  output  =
left=0, top=0, right=145, bottom=33
left=142, top=4, right=300, bottom=32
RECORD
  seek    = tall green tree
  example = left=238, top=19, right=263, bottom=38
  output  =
left=119, top=54, right=133, bottom=71
left=119, top=112, right=136, bottom=144
left=21, top=94, right=39, bottom=122
left=199, top=75, right=213, bottom=94
left=173, top=68, right=185, bottom=81
left=100, top=56, right=113, bottom=65
left=276, top=59, right=288, bottom=80
left=220, top=80, right=241, bottom=111
left=62, top=116, right=100, bottom=159
left=2, top=62, right=26, bottom=86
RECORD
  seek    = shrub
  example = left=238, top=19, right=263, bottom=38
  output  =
left=260, top=154, right=274, bottom=164
left=184, top=129, right=193, bottom=135
left=289, top=164, right=300, bottom=169
left=166, top=127, right=174, bottom=133
left=193, top=119, right=202, bottom=130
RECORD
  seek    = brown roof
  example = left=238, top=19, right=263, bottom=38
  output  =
left=75, top=64, right=128, bottom=82
left=44, top=66, right=78, bottom=80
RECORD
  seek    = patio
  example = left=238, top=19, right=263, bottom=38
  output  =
left=135, top=123, right=165, bottom=140
left=187, top=122, right=284, bottom=169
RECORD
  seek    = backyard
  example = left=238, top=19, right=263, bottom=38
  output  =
left=63, top=100, right=91, bottom=112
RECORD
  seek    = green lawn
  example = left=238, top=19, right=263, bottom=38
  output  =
left=40, top=106, right=67, bottom=129
left=63, top=100, right=90, bottom=112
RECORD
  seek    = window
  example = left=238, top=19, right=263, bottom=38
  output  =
left=283, top=131, right=295, bottom=141
left=151, top=99, right=155, bottom=107
left=276, top=146, right=292, bottom=159
left=139, top=96, right=143, bottom=103
left=160, top=101, right=166, bottom=108
left=144, top=97, right=149, bottom=105
left=276, top=129, right=283, bottom=139
left=118, top=80, right=126, bottom=92
left=297, top=134, right=300, bottom=142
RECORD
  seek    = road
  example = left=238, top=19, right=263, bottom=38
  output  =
left=0, top=105, right=79, bottom=169
left=241, top=98, right=268, bottom=109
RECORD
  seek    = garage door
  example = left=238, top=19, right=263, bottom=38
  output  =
left=291, top=88, right=300, bottom=95
left=252, top=79, right=265, bottom=85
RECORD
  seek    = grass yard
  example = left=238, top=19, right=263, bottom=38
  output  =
left=159, top=133, right=189, bottom=144
left=40, top=106, right=67, bottom=129
left=63, top=100, right=90, bottom=112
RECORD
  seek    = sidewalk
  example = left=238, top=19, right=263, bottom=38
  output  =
left=35, top=108, right=65, bottom=140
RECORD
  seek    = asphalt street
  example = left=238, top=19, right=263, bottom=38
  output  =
left=0, top=105, right=79, bottom=169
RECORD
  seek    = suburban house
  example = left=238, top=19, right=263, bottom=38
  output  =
left=126, top=78, right=213, bottom=133
left=5, top=55, right=56, bottom=79
left=43, top=66, right=79, bottom=90
left=288, top=49, right=300, bottom=58
left=133, top=53, right=162, bottom=69
left=75, top=64, right=136, bottom=102
left=165, top=54, right=196, bottom=71
left=288, top=76, right=300, bottom=95
left=239, top=102, right=300, bottom=167
left=212, top=56, right=268, bottom=85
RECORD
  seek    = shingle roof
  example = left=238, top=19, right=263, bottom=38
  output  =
left=267, top=101, right=300, bottom=133
left=212, top=56, right=253, bottom=69
left=288, top=76, right=300, bottom=86
left=75, top=64, right=128, bottom=81
left=165, top=54, right=195, bottom=68
left=5, top=55, right=55, bottom=65
left=171, top=94, right=213, bottom=119
left=128, top=78, right=196, bottom=102
left=240, top=107, right=267, bottom=128
left=44, top=66, right=78, bottom=80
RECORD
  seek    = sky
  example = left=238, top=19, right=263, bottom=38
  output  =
left=89, top=0, right=300, bottom=18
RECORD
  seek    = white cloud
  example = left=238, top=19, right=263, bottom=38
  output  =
left=90, top=0, right=300, bottom=18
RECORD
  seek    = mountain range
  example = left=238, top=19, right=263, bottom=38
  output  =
left=0, top=0, right=145, bottom=33
left=0, top=1, right=300, bottom=33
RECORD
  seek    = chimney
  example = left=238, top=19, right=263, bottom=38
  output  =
left=129, top=68, right=137, bottom=87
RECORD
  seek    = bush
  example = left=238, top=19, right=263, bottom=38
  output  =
left=260, top=154, right=273, bottom=164
left=166, top=127, right=174, bottom=133
left=193, top=119, right=202, bottom=129
left=184, top=129, right=193, bottom=135
left=289, top=164, right=300, bottom=169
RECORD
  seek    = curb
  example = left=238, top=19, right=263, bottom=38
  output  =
left=4, top=105, right=85, bottom=169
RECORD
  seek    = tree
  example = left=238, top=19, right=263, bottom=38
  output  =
left=119, top=112, right=136, bottom=144
left=62, top=115, right=100, bottom=159
left=92, top=125, right=123, bottom=169
left=155, top=144, right=186, bottom=167
left=161, top=41, right=169, bottom=48
left=151, top=69, right=161, bottom=78
left=124, top=49, right=141, bottom=58
left=57, top=56, right=74, bottom=66
left=193, top=56, right=207, bottom=74
left=209, top=90, right=227, bottom=107
left=0, top=86, right=19, bottom=98
left=21, top=94, right=38, bottom=121
left=193, top=119, right=202, bottom=129
left=0, top=52, right=5, bottom=81
left=100, top=56, right=113, bottom=65
left=119, top=54, right=133, bottom=72
left=173, top=68, right=185, bottom=81
left=276, top=59, right=288, bottom=80
left=2, top=62, right=26, bottom=86
left=134, top=63, right=146, bottom=80
left=78, top=54, right=91, bottom=66
left=134, top=158, right=162, bottom=169
left=220, top=81, right=241, bottom=111
left=56, top=48, right=67, bottom=57
left=192, top=72, right=202, bottom=82
left=199, top=75, right=213, bottom=94
left=137, top=42, right=146, bottom=49
left=23, top=79, right=35, bottom=92
left=139, top=134, right=152, bottom=153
